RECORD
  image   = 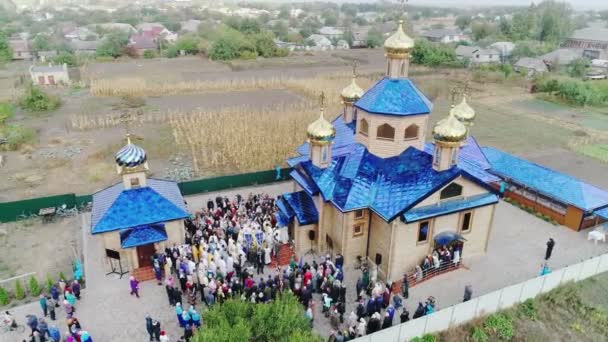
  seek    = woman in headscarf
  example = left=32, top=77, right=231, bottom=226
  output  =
left=175, top=303, right=184, bottom=327
left=129, top=276, right=140, bottom=298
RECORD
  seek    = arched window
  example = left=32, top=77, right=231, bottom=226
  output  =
left=359, top=118, right=369, bottom=136
left=404, top=124, right=419, bottom=140
left=440, top=183, right=463, bottom=200
left=376, top=123, right=395, bottom=140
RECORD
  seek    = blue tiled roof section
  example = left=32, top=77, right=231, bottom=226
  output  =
left=402, top=193, right=499, bottom=222
left=275, top=211, right=290, bottom=227
left=91, top=185, right=189, bottom=234
left=595, top=207, right=608, bottom=220
left=483, top=147, right=608, bottom=211
left=354, top=77, right=432, bottom=116
left=283, top=191, right=319, bottom=225
left=120, top=224, right=168, bottom=248
left=290, top=169, right=319, bottom=195
left=299, top=145, right=462, bottom=221
left=276, top=196, right=295, bottom=220
left=294, top=116, right=357, bottom=159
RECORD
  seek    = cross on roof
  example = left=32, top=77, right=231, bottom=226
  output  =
left=319, top=92, right=325, bottom=110
left=352, top=61, right=358, bottom=78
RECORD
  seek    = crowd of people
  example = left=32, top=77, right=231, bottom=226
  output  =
left=4, top=278, right=92, bottom=342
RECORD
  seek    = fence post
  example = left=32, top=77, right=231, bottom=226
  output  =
left=577, top=261, right=585, bottom=281
left=558, top=266, right=567, bottom=285
left=473, top=296, right=481, bottom=316
left=540, top=274, right=548, bottom=293
left=595, top=256, right=602, bottom=277
left=448, top=303, right=456, bottom=328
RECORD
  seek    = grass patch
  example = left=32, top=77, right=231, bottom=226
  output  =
left=575, top=144, right=608, bottom=163
left=0, top=102, right=13, bottom=124
left=0, top=124, right=36, bottom=151
left=18, top=84, right=61, bottom=113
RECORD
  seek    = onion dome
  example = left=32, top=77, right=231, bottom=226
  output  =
left=341, top=76, right=365, bottom=103
left=452, top=95, right=476, bottom=125
left=307, top=110, right=335, bottom=144
left=384, top=20, right=415, bottom=55
left=115, top=137, right=147, bottom=168
left=433, top=109, right=467, bottom=143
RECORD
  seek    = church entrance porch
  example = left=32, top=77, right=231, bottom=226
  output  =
left=136, top=243, right=156, bottom=268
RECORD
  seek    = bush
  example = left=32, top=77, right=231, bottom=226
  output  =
left=412, top=39, right=464, bottom=68
left=28, top=276, right=41, bottom=296
left=471, top=326, right=489, bottom=342
left=18, top=85, right=61, bottom=112
left=58, top=271, right=67, bottom=282
left=411, top=335, right=437, bottom=342
left=0, top=102, right=13, bottom=124
left=45, top=275, right=54, bottom=294
left=209, top=37, right=241, bottom=61
left=0, top=124, right=36, bottom=151
left=517, top=299, right=538, bottom=320
left=533, top=77, right=608, bottom=106
left=484, top=313, right=514, bottom=340
left=239, top=50, right=258, bottom=60
left=0, top=286, right=9, bottom=305
left=143, top=50, right=155, bottom=59
left=14, top=280, right=25, bottom=300
left=53, top=52, right=78, bottom=67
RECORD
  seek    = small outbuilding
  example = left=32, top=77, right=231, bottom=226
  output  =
left=29, top=63, right=70, bottom=86
left=514, top=57, right=549, bottom=76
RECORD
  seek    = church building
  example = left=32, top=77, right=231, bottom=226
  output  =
left=90, top=136, right=189, bottom=272
left=277, top=20, right=501, bottom=282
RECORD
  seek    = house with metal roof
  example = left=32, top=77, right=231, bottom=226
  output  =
left=420, top=29, right=464, bottom=44
left=482, top=147, right=608, bottom=231
left=29, top=63, right=70, bottom=86
left=563, top=28, right=608, bottom=60
left=278, top=21, right=500, bottom=282
left=90, top=136, right=189, bottom=272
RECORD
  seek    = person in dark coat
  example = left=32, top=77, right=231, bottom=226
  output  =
left=400, top=308, right=410, bottom=323
left=381, top=313, right=392, bottom=329
left=545, top=238, right=555, bottom=260
left=151, top=320, right=161, bottom=341
left=413, top=302, right=425, bottom=319
left=72, top=281, right=81, bottom=300
left=401, top=275, right=409, bottom=299
left=463, top=285, right=473, bottom=302
left=207, top=199, right=214, bottom=211
left=356, top=299, right=366, bottom=319
left=145, top=316, right=153, bottom=341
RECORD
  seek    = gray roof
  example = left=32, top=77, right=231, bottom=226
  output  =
left=515, top=57, right=548, bottom=72
left=540, top=48, right=583, bottom=65
left=570, top=28, right=608, bottom=42
left=70, top=39, right=100, bottom=51
left=31, top=65, right=65, bottom=73
left=455, top=45, right=478, bottom=56
left=421, top=29, right=461, bottom=39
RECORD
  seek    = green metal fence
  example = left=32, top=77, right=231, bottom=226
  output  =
left=0, top=168, right=293, bottom=223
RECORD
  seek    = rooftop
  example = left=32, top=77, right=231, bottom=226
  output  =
left=354, top=77, right=432, bottom=116
left=91, top=178, right=189, bottom=234
left=277, top=191, right=319, bottom=226
left=482, top=147, right=608, bottom=211
left=420, top=28, right=461, bottom=39
left=120, top=224, right=168, bottom=248
left=569, top=28, right=608, bottom=42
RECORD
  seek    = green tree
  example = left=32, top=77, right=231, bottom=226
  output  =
left=193, top=294, right=322, bottom=342
left=96, top=30, right=129, bottom=58
left=566, top=58, right=589, bottom=78
left=28, top=276, right=41, bottom=296
left=209, top=37, right=241, bottom=60
left=45, top=275, right=54, bottom=294
left=19, top=84, right=61, bottom=112
left=322, top=12, right=338, bottom=26
left=0, top=286, right=9, bottom=305
left=32, top=34, right=52, bottom=51
left=0, top=32, right=12, bottom=62
left=143, top=49, right=155, bottom=59
left=53, top=52, right=77, bottom=66
left=411, top=39, right=463, bottom=67
left=366, top=28, right=383, bottom=48
left=471, top=21, right=495, bottom=41
left=252, top=32, right=278, bottom=58
left=455, top=15, right=472, bottom=31
left=14, top=280, right=25, bottom=300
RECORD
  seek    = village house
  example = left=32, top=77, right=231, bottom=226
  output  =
left=420, top=29, right=464, bottom=43
left=306, top=34, right=333, bottom=51
left=489, top=42, right=515, bottom=63
left=9, top=40, right=32, bottom=60
left=70, top=39, right=100, bottom=55
left=96, top=23, right=136, bottom=35
left=36, top=50, right=57, bottom=63
left=539, top=48, right=584, bottom=67
left=352, top=26, right=371, bottom=48
left=136, top=23, right=178, bottom=43
left=29, top=63, right=70, bottom=86
left=514, top=57, right=549, bottom=76
left=319, top=26, right=344, bottom=40
left=64, top=27, right=99, bottom=41
left=563, top=27, right=608, bottom=60
left=455, top=45, right=501, bottom=64
left=180, top=19, right=201, bottom=33
left=128, top=33, right=158, bottom=57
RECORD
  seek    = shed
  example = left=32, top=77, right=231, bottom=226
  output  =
left=30, top=64, right=70, bottom=86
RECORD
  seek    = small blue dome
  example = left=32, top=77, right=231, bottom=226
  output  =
left=115, top=143, right=147, bottom=168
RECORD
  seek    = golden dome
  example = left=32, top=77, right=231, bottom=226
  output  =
left=452, top=95, right=476, bottom=124
left=340, top=77, right=365, bottom=103
left=307, top=110, right=335, bottom=143
left=384, top=20, right=415, bottom=54
left=433, top=108, right=467, bottom=143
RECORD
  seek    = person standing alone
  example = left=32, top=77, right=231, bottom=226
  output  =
left=545, top=238, right=555, bottom=260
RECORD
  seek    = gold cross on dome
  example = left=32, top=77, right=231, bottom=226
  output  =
left=352, top=61, right=358, bottom=78
left=400, top=0, right=409, bottom=18
left=463, top=80, right=471, bottom=97
left=320, top=92, right=325, bottom=110
left=450, top=87, right=458, bottom=105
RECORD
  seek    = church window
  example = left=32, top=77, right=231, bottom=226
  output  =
left=461, top=212, right=473, bottom=233
left=440, top=183, right=463, bottom=200
left=130, top=177, right=140, bottom=188
left=433, top=148, right=441, bottom=166
left=353, top=224, right=364, bottom=237
left=418, top=221, right=430, bottom=243
left=376, top=123, right=395, bottom=140
left=321, top=146, right=328, bottom=162
left=405, top=124, right=419, bottom=140
left=359, top=118, right=369, bottom=136
left=354, top=209, right=364, bottom=219
left=451, top=149, right=458, bottom=166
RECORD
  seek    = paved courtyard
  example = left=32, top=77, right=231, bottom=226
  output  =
left=4, top=187, right=608, bottom=341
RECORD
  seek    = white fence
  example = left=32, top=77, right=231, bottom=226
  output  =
left=353, top=253, right=608, bottom=342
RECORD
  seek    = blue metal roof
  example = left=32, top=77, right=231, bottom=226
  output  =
left=297, top=144, right=467, bottom=221
left=483, top=147, right=608, bottom=211
left=283, top=191, right=319, bottom=225
left=290, top=169, right=319, bottom=195
left=120, top=224, right=167, bottom=248
left=354, top=77, right=432, bottom=116
left=91, top=179, right=189, bottom=234
left=595, top=207, right=608, bottom=220
left=402, top=193, right=499, bottom=222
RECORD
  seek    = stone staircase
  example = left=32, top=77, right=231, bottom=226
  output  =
left=269, top=243, right=296, bottom=268
left=131, top=266, right=155, bottom=282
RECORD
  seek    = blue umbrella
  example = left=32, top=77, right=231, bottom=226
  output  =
left=433, top=231, right=466, bottom=246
